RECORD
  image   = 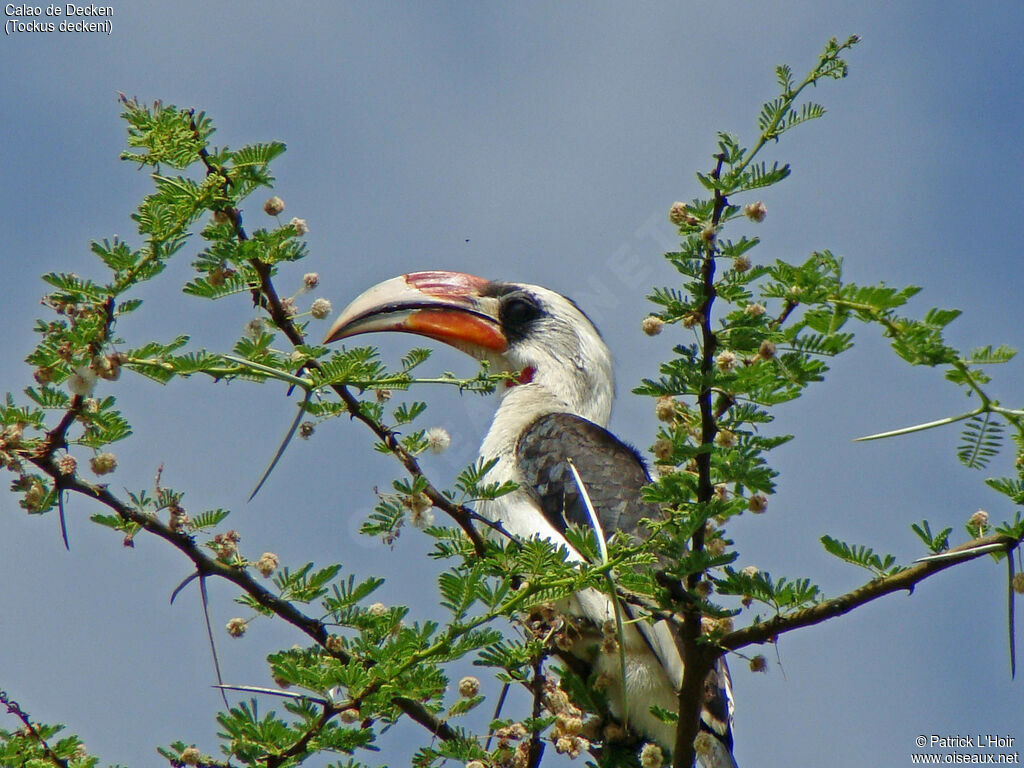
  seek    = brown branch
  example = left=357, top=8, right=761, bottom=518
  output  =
left=247, top=256, right=491, bottom=555
left=526, top=657, right=546, bottom=768
left=26, top=452, right=460, bottom=744
left=266, top=704, right=337, bottom=768
left=673, top=153, right=730, bottom=768
left=0, top=689, right=69, bottom=768
left=185, top=114, right=491, bottom=556
left=37, top=297, right=117, bottom=462
left=719, top=532, right=1022, bottom=652
left=771, top=298, right=799, bottom=330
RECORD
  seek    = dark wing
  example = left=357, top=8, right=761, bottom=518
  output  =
left=515, top=412, right=658, bottom=540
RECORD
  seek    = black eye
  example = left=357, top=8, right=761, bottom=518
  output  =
left=500, top=293, right=542, bottom=339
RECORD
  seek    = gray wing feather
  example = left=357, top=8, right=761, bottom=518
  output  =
left=516, top=412, right=739, bottom=767
left=515, top=412, right=658, bottom=539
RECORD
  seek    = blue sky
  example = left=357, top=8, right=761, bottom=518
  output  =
left=2, top=2, right=1023, bottom=766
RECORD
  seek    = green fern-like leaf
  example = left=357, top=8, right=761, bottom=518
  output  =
left=191, top=509, right=231, bottom=530
left=821, top=535, right=902, bottom=576
left=911, top=520, right=952, bottom=554
left=985, top=477, right=1024, bottom=505
left=958, top=412, right=1003, bottom=470
left=965, top=345, right=1017, bottom=365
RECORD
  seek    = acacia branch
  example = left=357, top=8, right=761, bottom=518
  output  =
left=186, top=110, right=491, bottom=556
left=526, top=657, right=546, bottom=768
left=265, top=704, right=338, bottom=768
left=249, top=255, right=491, bottom=554
left=673, top=153, right=729, bottom=768
left=25, top=452, right=460, bottom=744
left=0, top=689, right=69, bottom=768
left=719, top=532, right=1021, bottom=652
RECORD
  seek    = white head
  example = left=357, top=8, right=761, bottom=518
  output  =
left=324, top=271, right=614, bottom=425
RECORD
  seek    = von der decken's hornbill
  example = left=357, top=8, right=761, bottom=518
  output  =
left=324, top=271, right=737, bottom=767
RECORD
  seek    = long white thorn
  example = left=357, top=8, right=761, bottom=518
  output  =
left=567, top=458, right=629, bottom=730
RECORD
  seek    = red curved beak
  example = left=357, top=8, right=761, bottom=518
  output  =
left=323, top=271, right=508, bottom=356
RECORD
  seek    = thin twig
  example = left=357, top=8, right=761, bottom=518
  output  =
left=0, top=690, right=69, bottom=768
left=26, top=451, right=460, bottom=742
left=718, top=532, right=1021, bottom=651
left=526, top=657, right=546, bottom=768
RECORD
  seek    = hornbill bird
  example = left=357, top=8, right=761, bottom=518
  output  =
left=324, top=271, right=737, bottom=767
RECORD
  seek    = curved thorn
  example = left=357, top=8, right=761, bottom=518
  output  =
left=222, top=353, right=315, bottom=389
left=199, top=575, right=229, bottom=708
left=250, top=388, right=312, bottom=501
left=170, top=571, right=200, bottom=605
left=486, top=683, right=511, bottom=751
left=567, top=458, right=628, bottom=730
left=913, top=542, right=1008, bottom=563
left=58, top=490, right=70, bottom=550
left=854, top=408, right=982, bottom=442
left=1009, top=555, right=1017, bottom=679
left=213, top=684, right=328, bottom=705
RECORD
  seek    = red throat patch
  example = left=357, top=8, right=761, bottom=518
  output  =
left=506, top=366, right=536, bottom=387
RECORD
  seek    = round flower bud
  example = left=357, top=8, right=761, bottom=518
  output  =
left=457, top=676, right=480, bottom=698
left=255, top=552, right=280, bottom=577
left=668, top=201, right=689, bottom=226
left=93, top=354, right=122, bottom=381
left=715, top=429, right=737, bottom=448
left=68, top=366, right=97, bottom=397
left=706, top=537, right=727, bottom=557
left=681, top=311, right=702, bottom=329
left=310, top=298, right=332, bottom=319
left=426, top=426, right=451, bottom=454
left=655, top=396, right=676, bottom=422
left=745, top=302, right=767, bottom=317
left=749, top=655, right=768, bottom=673
left=407, top=497, right=434, bottom=529
left=693, top=731, right=715, bottom=757
left=741, top=565, right=759, bottom=578
left=263, top=196, right=285, bottom=216
left=299, top=421, right=315, bottom=439
left=289, top=217, right=309, bottom=235
left=967, top=510, right=989, bottom=530
left=757, top=340, right=776, bottom=360
left=642, top=315, right=664, bottom=336
left=652, top=438, right=674, bottom=462
left=748, top=493, right=768, bottom=513
left=715, top=350, right=737, bottom=372
left=58, top=455, right=77, bottom=476
left=325, top=634, right=344, bottom=653
left=1012, top=573, right=1024, bottom=595
left=701, top=226, right=716, bottom=244
left=226, top=618, right=247, bottom=638
left=89, top=452, right=117, bottom=476
left=24, top=478, right=47, bottom=511
left=367, top=602, right=388, bottom=616
left=640, top=742, right=664, bottom=768
left=303, top=272, right=320, bottom=290
left=733, top=255, right=751, bottom=273
left=180, top=746, right=201, bottom=766
left=246, top=317, right=266, bottom=338
left=743, top=201, right=767, bottom=222
left=555, top=713, right=583, bottom=736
